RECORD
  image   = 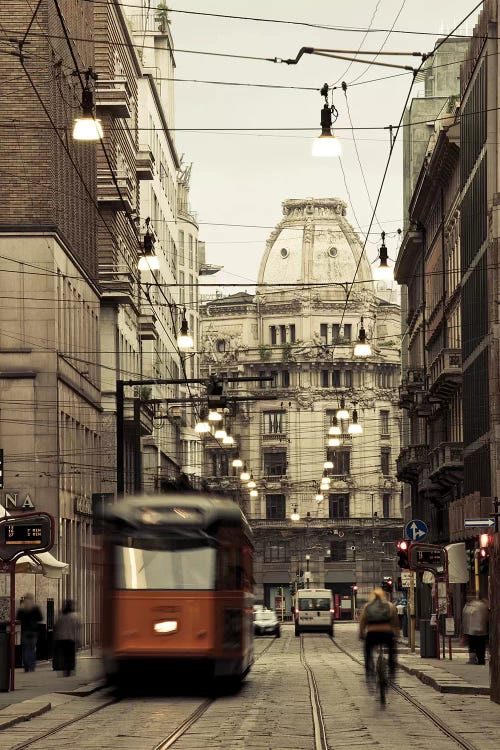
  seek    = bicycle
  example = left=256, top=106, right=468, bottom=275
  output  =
left=375, top=643, right=389, bottom=706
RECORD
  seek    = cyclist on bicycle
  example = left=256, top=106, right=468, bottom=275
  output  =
left=359, top=588, right=399, bottom=679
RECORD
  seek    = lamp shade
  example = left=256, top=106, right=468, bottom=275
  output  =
left=328, top=437, right=341, bottom=447
left=214, top=429, right=227, bottom=440
left=73, top=117, right=103, bottom=141
left=373, top=261, right=393, bottom=281
left=312, top=134, right=341, bottom=157
left=138, top=254, right=160, bottom=271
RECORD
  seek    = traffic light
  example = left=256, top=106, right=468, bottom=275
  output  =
left=352, top=584, right=358, bottom=592
left=397, top=540, right=409, bottom=569
left=479, top=546, right=489, bottom=574
left=382, top=576, right=393, bottom=592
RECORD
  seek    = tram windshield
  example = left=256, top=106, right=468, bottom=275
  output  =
left=114, top=537, right=216, bottom=590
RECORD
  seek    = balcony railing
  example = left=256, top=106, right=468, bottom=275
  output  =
left=136, top=145, right=155, bottom=181
left=123, top=397, right=154, bottom=436
left=429, top=348, right=461, bottom=400
left=95, top=79, right=132, bottom=119
left=396, top=444, right=428, bottom=483
left=99, top=265, right=137, bottom=307
left=97, top=172, right=135, bottom=213
left=428, top=441, right=463, bottom=487
left=139, top=313, right=157, bottom=341
left=251, top=517, right=403, bottom=529
left=262, top=431, right=288, bottom=443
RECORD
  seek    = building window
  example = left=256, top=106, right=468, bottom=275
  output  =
left=377, top=369, right=393, bottom=388
left=211, top=452, right=229, bottom=477
left=327, top=449, right=351, bottom=475
left=332, top=370, right=341, bottom=387
left=263, top=410, right=285, bottom=434
left=280, top=325, right=287, bottom=344
left=383, top=493, right=390, bottom=518
left=321, top=370, right=329, bottom=388
left=332, top=323, right=340, bottom=341
left=380, top=410, right=389, bottom=436
left=270, top=326, right=277, bottom=345
left=266, top=494, right=286, bottom=519
left=329, top=540, right=347, bottom=561
left=343, top=324, right=352, bottom=341
left=282, top=370, right=290, bottom=387
left=381, top=449, right=391, bottom=476
left=178, top=230, right=185, bottom=264
left=344, top=370, right=352, bottom=388
left=271, top=372, right=278, bottom=388
left=290, top=324, right=296, bottom=343
left=264, top=541, right=289, bottom=562
left=263, top=451, right=287, bottom=476
left=329, top=494, right=350, bottom=518
left=189, top=234, right=194, bottom=266
left=179, top=271, right=185, bottom=304
left=320, top=323, right=328, bottom=344
left=216, top=339, right=226, bottom=353
left=259, top=370, right=267, bottom=389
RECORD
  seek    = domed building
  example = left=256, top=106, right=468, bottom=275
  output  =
left=200, top=198, right=403, bottom=611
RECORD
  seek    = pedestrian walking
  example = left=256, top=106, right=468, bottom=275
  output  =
left=16, top=594, right=43, bottom=672
left=462, top=597, right=489, bottom=665
left=53, top=600, right=81, bottom=676
left=396, top=601, right=405, bottom=631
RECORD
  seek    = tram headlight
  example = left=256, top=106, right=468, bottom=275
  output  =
left=154, top=621, right=177, bottom=634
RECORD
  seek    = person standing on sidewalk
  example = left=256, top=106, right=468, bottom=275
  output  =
left=462, top=597, right=489, bottom=665
left=16, top=594, right=43, bottom=672
left=53, top=600, right=81, bottom=676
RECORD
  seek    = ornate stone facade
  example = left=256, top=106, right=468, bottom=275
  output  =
left=200, top=198, right=403, bottom=611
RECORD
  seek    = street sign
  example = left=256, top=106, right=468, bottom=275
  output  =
left=409, top=543, right=446, bottom=574
left=405, top=519, right=428, bottom=541
left=401, top=570, right=416, bottom=588
left=0, top=513, right=54, bottom=562
left=464, top=518, right=495, bottom=528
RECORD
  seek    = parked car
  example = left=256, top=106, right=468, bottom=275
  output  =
left=254, top=609, right=281, bottom=637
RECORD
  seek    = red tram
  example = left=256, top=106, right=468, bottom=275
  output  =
left=102, top=495, right=254, bottom=689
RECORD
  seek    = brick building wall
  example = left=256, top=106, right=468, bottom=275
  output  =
left=0, top=0, right=97, bottom=281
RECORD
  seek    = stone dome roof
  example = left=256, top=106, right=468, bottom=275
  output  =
left=257, top=198, right=374, bottom=292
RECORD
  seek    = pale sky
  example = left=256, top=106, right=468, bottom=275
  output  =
left=171, top=0, right=477, bottom=291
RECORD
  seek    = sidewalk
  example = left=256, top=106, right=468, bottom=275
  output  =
left=0, top=651, right=104, bottom=712
left=398, top=636, right=490, bottom=694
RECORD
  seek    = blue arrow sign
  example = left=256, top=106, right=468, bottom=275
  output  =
left=464, top=519, right=495, bottom=528
left=405, top=519, right=428, bottom=541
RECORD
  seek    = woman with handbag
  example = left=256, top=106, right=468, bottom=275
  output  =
left=53, top=600, right=81, bottom=676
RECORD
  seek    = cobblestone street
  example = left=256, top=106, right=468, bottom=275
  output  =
left=1, top=624, right=499, bottom=750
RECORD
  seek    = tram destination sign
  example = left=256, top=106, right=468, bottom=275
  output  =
left=0, top=512, right=54, bottom=562
left=409, top=543, right=446, bottom=575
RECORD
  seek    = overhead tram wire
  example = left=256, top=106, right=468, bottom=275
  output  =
left=79, top=0, right=484, bottom=41
left=20, top=5, right=191, bottom=393
left=330, top=0, right=383, bottom=87
left=325, top=0, right=483, bottom=360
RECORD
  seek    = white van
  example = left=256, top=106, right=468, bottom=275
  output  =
left=294, top=589, right=334, bottom=636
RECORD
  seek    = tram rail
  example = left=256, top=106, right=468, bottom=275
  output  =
left=330, top=635, right=482, bottom=750
left=10, top=635, right=279, bottom=750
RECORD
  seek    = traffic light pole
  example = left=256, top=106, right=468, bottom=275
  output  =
left=474, top=549, right=480, bottom=600
left=409, top=571, right=416, bottom=652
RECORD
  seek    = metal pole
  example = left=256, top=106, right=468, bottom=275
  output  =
left=116, top=379, right=125, bottom=498
left=371, top=493, right=375, bottom=590
left=409, top=571, right=416, bottom=652
left=474, top=549, right=480, bottom=599
left=306, top=554, right=310, bottom=589
left=10, top=562, right=16, bottom=691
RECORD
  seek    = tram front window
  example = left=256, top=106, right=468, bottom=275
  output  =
left=114, top=539, right=216, bottom=590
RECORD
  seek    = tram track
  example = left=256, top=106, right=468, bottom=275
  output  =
left=8, top=635, right=280, bottom=750
left=299, top=634, right=329, bottom=750
left=330, top=636, right=482, bottom=750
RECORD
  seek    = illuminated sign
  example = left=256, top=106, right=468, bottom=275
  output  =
left=0, top=513, right=54, bottom=562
